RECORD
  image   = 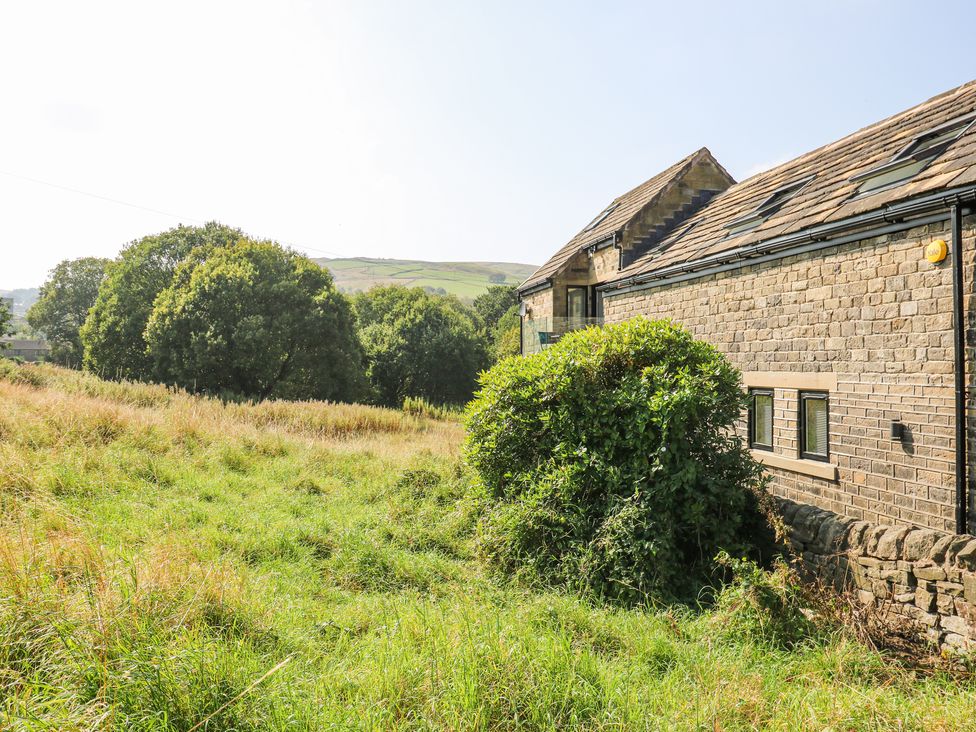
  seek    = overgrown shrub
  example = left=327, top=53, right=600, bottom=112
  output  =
left=706, top=552, right=817, bottom=649
left=465, top=318, right=775, bottom=604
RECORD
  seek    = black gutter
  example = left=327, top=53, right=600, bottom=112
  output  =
left=518, top=307, right=524, bottom=357
left=600, top=184, right=976, bottom=293
left=588, top=232, right=617, bottom=253
left=951, top=201, right=968, bottom=535
left=518, top=279, right=554, bottom=297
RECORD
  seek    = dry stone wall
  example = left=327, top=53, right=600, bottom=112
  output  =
left=780, top=496, right=976, bottom=652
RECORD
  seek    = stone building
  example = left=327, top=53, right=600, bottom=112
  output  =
left=520, top=80, right=976, bottom=534
left=0, top=338, right=51, bottom=362
left=519, top=80, right=976, bottom=649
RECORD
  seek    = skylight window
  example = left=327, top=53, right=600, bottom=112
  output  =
left=850, top=113, right=976, bottom=196
left=724, top=175, right=815, bottom=237
left=583, top=202, right=619, bottom=232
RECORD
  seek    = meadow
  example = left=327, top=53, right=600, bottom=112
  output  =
left=314, top=257, right=536, bottom=300
left=2, top=361, right=976, bottom=730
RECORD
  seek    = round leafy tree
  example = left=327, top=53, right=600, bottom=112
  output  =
left=28, top=256, right=110, bottom=367
left=145, top=240, right=368, bottom=402
left=465, top=318, right=773, bottom=604
left=354, top=286, right=488, bottom=407
left=81, top=222, right=244, bottom=380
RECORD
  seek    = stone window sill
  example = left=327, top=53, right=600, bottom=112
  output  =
left=741, top=371, right=838, bottom=391
left=751, top=449, right=838, bottom=481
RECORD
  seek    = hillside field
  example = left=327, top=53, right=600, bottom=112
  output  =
left=0, top=289, right=38, bottom=317
left=2, top=361, right=976, bottom=730
left=314, top=257, right=537, bottom=299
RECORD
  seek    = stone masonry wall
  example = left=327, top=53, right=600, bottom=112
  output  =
left=780, top=497, right=976, bottom=652
left=521, top=288, right=553, bottom=321
left=520, top=287, right=554, bottom=354
left=603, top=218, right=976, bottom=533
left=521, top=246, right=605, bottom=351
left=590, top=245, right=620, bottom=282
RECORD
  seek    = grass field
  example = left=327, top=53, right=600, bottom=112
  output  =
left=314, top=258, right=537, bottom=300
left=3, top=361, right=976, bottom=730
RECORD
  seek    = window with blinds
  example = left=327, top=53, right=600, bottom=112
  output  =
left=749, top=389, right=773, bottom=451
left=799, top=391, right=829, bottom=462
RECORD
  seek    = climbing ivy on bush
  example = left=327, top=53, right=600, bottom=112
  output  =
left=464, top=318, right=775, bottom=604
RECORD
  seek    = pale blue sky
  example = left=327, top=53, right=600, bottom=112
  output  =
left=2, top=0, right=974, bottom=287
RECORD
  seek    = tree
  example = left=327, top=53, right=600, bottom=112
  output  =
left=472, top=285, right=518, bottom=334
left=27, top=257, right=110, bottom=367
left=0, top=299, right=11, bottom=349
left=81, top=222, right=243, bottom=380
left=355, top=286, right=488, bottom=407
left=491, top=304, right=521, bottom=360
left=473, top=285, right=521, bottom=361
left=145, top=240, right=368, bottom=402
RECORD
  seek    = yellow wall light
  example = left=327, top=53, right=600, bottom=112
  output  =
left=924, top=239, right=948, bottom=263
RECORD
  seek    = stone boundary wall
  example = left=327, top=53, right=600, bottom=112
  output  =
left=779, top=497, right=976, bottom=652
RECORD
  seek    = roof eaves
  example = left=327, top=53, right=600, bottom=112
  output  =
left=518, top=278, right=554, bottom=297
left=600, top=183, right=976, bottom=294
left=580, top=230, right=619, bottom=253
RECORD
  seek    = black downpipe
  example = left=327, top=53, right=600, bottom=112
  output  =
left=519, top=306, right=524, bottom=356
left=951, top=203, right=968, bottom=535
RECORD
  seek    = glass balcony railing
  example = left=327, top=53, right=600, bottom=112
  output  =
left=521, top=316, right=604, bottom=355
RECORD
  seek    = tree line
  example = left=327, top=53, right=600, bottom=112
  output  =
left=15, top=223, right=522, bottom=406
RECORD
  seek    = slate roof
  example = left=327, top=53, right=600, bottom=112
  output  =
left=616, top=80, right=976, bottom=283
left=519, top=148, right=729, bottom=291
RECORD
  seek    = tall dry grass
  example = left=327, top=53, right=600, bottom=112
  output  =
left=0, top=360, right=461, bottom=451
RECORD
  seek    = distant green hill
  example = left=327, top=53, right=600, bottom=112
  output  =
left=313, top=257, right=537, bottom=300
left=0, top=288, right=39, bottom=317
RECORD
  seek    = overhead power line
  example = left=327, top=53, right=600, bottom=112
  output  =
left=0, top=169, right=204, bottom=223
left=0, top=169, right=348, bottom=259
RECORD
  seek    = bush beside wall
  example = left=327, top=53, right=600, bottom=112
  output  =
left=466, top=318, right=775, bottom=604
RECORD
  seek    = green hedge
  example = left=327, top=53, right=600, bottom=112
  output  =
left=464, top=318, right=775, bottom=604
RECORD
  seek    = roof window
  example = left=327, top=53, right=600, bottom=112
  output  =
left=582, top=202, right=619, bottom=232
left=850, top=113, right=976, bottom=196
left=724, top=175, right=815, bottom=237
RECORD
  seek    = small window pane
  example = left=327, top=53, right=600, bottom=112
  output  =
left=752, top=392, right=773, bottom=448
left=726, top=215, right=762, bottom=237
left=583, top=203, right=619, bottom=232
left=857, top=158, right=928, bottom=194
left=802, top=394, right=828, bottom=459
left=852, top=115, right=974, bottom=197
left=910, top=124, right=967, bottom=155
left=567, top=288, right=587, bottom=319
